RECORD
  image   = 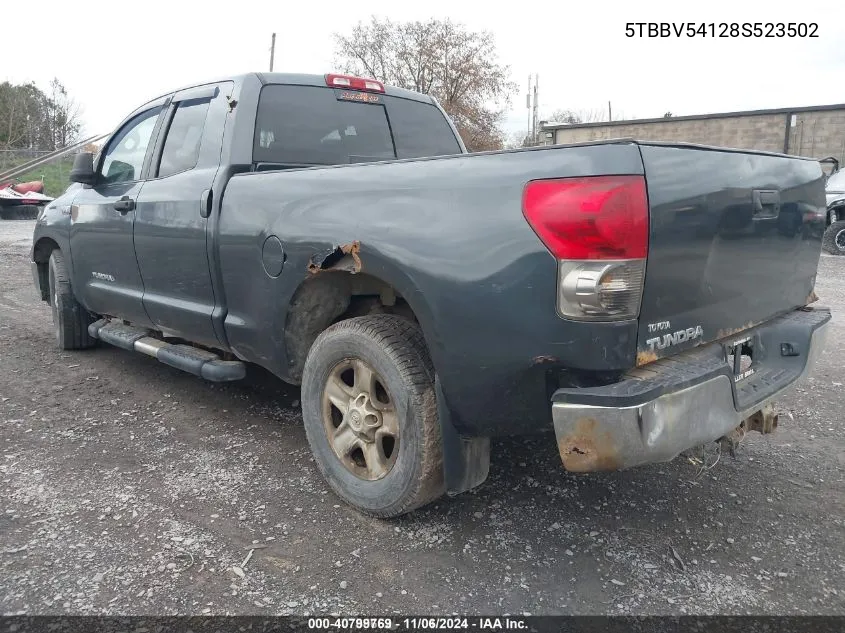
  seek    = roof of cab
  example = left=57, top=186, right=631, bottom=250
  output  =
left=120, top=72, right=438, bottom=132
left=147, top=72, right=436, bottom=106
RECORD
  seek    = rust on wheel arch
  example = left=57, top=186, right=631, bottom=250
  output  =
left=557, top=417, right=622, bottom=472
left=307, top=241, right=362, bottom=275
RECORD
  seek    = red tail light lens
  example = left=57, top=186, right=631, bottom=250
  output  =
left=325, top=73, right=386, bottom=93
left=522, top=175, right=649, bottom=260
left=523, top=176, right=649, bottom=320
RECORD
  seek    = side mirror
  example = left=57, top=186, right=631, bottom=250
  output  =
left=69, top=152, right=96, bottom=185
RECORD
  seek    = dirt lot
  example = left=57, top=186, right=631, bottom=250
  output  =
left=1, top=219, right=843, bottom=616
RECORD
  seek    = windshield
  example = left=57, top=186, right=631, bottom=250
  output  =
left=253, top=84, right=462, bottom=166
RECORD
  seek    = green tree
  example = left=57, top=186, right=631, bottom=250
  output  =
left=0, top=78, right=81, bottom=151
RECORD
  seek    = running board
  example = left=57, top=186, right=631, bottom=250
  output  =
left=88, top=319, right=246, bottom=382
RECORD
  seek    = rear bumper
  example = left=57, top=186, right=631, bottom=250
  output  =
left=551, top=307, right=831, bottom=472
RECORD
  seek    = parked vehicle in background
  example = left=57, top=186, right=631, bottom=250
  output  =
left=823, top=166, right=845, bottom=254
left=30, top=72, right=831, bottom=517
left=0, top=180, right=53, bottom=220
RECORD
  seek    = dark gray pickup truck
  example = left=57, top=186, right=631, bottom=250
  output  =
left=31, top=72, right=831, bottom=517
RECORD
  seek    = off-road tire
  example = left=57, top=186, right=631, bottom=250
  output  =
left=48, top=249, right=96, bottom=350
left=822, top=220, right=845, bottom=255
left=301, top=315, right=444, bottom=517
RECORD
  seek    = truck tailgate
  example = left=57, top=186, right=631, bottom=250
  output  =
left=637, top=143, right=826, bottom=364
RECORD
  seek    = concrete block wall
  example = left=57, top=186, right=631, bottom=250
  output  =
left=788, top=110, right=845, bottom=161
left=548, top=108, right=845, bottom=164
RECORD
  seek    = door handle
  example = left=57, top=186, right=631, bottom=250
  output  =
left=113, top=196, right=135, bottom=214
left=200, top=189, right=213, bottom=218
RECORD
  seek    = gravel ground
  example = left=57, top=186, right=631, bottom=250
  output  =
left=1, top=219, right=843, bottom=616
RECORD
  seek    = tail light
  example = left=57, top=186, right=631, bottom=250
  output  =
left=325, top=74, right=385, bottom=93
left=522, top=175, right=649, bottom=321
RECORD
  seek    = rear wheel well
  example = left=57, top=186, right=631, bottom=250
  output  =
left=285, top=272, right=422, bottom=383
left=33, top=238, right=60, bottom=302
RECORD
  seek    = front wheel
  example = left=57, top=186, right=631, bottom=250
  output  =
left=301, top=315, right=444, bottom=517
left=48, top=250, right=96, bottom=350
left=822, top=220, right=845, bottom=255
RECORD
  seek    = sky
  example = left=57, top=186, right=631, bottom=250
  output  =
left=3, top=0, right=844, bottom=140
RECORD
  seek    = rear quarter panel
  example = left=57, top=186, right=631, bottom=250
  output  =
left=218, top=143, right=644, bottom=434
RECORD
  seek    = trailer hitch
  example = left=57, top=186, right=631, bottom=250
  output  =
left=719, top=403, right=779, bottom=457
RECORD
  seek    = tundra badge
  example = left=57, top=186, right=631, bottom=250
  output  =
left=646, top=325, right=704, bottom=351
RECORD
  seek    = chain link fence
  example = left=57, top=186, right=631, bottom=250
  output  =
left=0, top=149, right=51, bottom=169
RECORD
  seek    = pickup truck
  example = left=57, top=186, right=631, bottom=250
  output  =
left=31, top=72, right=831, bottom=517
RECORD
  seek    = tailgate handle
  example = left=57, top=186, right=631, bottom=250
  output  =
left=752, top=189, right=780, bottom=219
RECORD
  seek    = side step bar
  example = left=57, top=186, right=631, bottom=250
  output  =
left=88, top=319, right=246, bottom=382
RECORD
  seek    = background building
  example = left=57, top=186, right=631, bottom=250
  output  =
left=541, top=104, right=845, bottom=168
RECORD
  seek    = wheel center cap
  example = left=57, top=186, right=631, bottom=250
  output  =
left=346, top=394, right=381, bottom=439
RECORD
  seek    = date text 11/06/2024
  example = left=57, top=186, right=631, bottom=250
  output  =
left=625, top=22, right=819, bottom=38
left=307, top=617, right=528, bottom=630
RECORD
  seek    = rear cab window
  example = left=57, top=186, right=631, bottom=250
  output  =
left=253, top=84, right=461, bottom=167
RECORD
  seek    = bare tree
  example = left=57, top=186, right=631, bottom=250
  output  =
left=334, top=17, right=517, bottom=152
left=46, top=78, right=82, bottom=150
left=504, top=129, right=532, bottom=149
left=546, top=108, right=609, bottom=125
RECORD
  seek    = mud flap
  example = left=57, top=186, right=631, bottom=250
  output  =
left=435, top=376, right=490, bottom=495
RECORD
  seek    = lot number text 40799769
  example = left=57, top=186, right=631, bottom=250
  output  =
left=306, top=617, right=528, bottom=630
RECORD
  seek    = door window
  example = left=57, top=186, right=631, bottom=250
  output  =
left=157, top=98, right=212, bottom=178
left=100, top=108, right=160, bottom=185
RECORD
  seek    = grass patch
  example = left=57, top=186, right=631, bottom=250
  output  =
left=5, top=159, right=75, bottom=198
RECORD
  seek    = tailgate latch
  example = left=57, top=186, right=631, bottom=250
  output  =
left=752, top=189, right=781, bottom=219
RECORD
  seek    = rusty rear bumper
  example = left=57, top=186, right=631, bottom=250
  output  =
left=551, top=307, right=831, bottom=472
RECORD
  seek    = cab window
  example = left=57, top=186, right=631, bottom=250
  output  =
left=156, top=98, right=212, bottom=178
left=100, top=108, right=160, bottom=185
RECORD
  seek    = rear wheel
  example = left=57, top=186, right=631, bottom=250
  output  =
left=822, top=220, right=845, bottom=255
left=48, top=250, right=96, bottom=350
left=301, top=315, right=444, bottom=517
